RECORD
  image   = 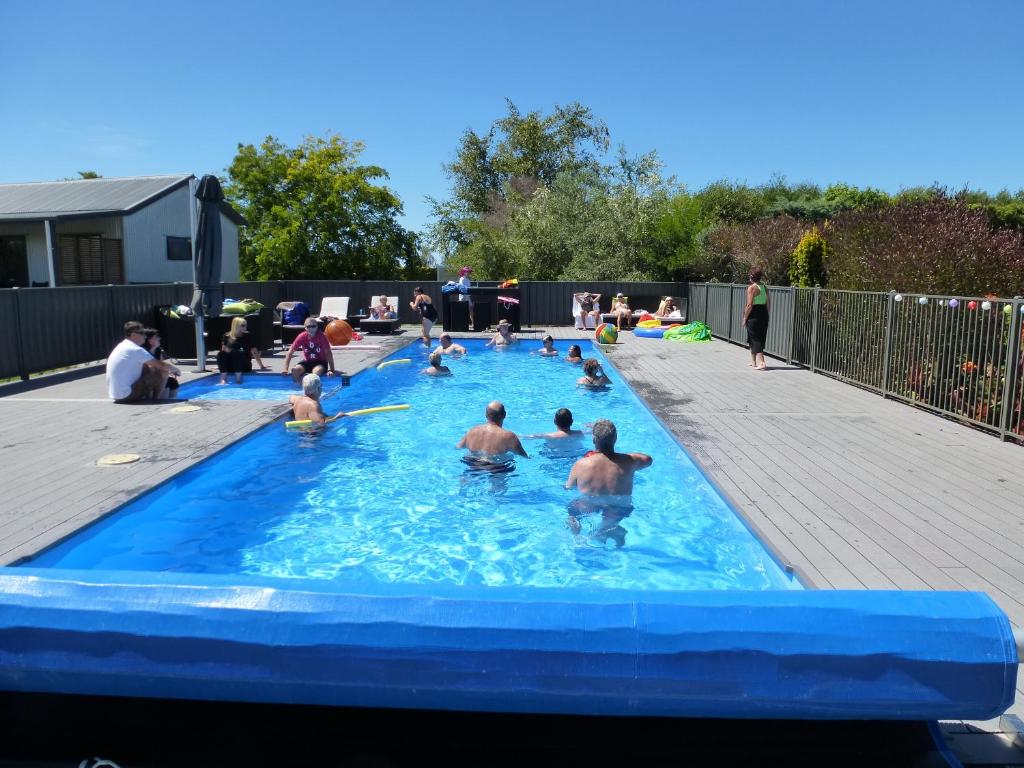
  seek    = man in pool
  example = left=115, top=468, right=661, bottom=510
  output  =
left=529, top=408, right=583, bottom=441
left=288, top=373, right=346, bottom=426
left=436, top=333, right=467, bottom=355
left=565, top=419, right=652, bottom=546
left=457, top=400, right=528, bottom=469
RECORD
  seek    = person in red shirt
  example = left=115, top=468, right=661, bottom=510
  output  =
left=282, top=319, right=337, bottom=385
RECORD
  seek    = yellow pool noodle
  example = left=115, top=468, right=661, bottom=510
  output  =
left=377, top=358, right=411, bottom=371
left=346, top=404, right=411, bottom=417
left=285, top=419, right=314, bottom=430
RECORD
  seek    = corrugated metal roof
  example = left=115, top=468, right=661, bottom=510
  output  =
left=0, top=175, right=191, bottom=221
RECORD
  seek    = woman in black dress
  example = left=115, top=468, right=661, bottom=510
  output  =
left=217, top=317, right=254, bottom=384
left=741, top=267, right=771, bottom=370
left=410, top=286, right=438, bottom=346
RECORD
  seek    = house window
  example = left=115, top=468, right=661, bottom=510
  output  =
left=0, top=236, right=29, bottom=288
left=166, top=236, right=192, bottom=261
left=58, top=235, right=123, bottom=285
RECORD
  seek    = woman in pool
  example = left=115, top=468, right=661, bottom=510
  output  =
left=577, top=358, right=611, bottom=388
left=565, top=344, right=583, bottom=364
left=485, top=319, right=517, bottom=347
left=536, top=335, right=558, bottom=356
left=421, top=350, right=452, bottom=376
left=410, top=286, right=438, bottom=345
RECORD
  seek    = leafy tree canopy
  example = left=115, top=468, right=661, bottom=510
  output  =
left=225, top=133, right=424, bottom=281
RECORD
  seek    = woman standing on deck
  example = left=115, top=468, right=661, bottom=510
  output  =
left=410, top=286, right=438, bottom=345
left=741, top=267, right=770, bottom=370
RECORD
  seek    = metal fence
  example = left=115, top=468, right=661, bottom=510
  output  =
left=0, top=280, right=687, bottom=381
left=689, top=283, right=1024, bottom=444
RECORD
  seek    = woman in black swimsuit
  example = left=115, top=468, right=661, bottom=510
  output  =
left=410, top=286, right=438, bottom=345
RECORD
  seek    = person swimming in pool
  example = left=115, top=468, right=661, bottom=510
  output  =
left=576, top=358, right=611, bottom=388
left=421, top=350, right=452, bottom=376
left=564, top=419, right=652, bottom=546
left=437, top=333, right=467, bottom=355
left=288, top=373, right=346, bottom=427
left=535, top=335, right=558, bottom=356
left=457, top=400, right=528, bottom=472
left=565, top=344, right=583, bottom=364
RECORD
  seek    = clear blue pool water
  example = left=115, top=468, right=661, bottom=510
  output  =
left=177, top=372, right=346, bottom=401
left=30, top=339, right=799, bottom=591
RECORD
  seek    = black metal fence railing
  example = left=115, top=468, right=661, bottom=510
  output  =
left=688, top=283, right=1024, bottom=444
left=0, top=280, right=688, bottom=382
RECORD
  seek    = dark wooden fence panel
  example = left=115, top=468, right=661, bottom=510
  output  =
left=1, top=280, right=687, bottom=381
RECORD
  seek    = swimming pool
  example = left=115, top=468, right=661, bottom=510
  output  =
left=30, top=339, right=797, bottom=592
left=2, top=338, right=1017, bottom=721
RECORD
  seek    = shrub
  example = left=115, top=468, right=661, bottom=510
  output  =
left=824, top=192, right=1024, bottom=295
left=789, top=226, right=829, bottom=287
left=697, top=215, right=806, bottom=284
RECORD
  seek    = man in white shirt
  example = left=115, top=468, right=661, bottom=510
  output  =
left=106, top=320, right=180, bottom=402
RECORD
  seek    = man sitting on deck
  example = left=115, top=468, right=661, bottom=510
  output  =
left=565, top=419, right=652, bottom=546
left=106, top=320, right=181, bottom=403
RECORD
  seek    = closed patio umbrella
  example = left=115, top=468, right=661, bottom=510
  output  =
left=190, top=175, right=224, bottom=369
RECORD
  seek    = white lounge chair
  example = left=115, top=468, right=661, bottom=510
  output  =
left=318, top=297, right=350, bottom=320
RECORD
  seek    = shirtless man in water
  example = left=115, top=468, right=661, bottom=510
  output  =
left=565, top=419, right=652, bottom=545
left=457, top=401, right=528, bottom=459
left=288, top=373, right=346, bottom=426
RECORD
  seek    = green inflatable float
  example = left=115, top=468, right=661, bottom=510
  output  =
left=663, top=321, right=712, bottom=342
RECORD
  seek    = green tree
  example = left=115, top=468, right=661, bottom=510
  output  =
left=428, top=100, right=611, bottom=269
left=225, top=133, right=418, bottom=280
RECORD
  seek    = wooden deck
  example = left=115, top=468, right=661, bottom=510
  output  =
left=1, top=325, right=1023, bottom=731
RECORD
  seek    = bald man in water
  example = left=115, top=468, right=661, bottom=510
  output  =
left=456, top=400, right=528, bottom=457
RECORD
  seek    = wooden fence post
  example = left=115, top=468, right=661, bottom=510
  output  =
left=787, top=286, right=796, bottom=365
left=11, top=288, right=29, bottom=381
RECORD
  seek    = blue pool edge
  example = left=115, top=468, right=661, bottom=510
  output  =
left=0, top=568, right=1016, bottom=721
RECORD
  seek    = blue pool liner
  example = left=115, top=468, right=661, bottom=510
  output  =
left=0, top=569, right=1015, bottom=721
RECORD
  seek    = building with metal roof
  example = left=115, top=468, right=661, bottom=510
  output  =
left=0, top=175, right=245, bottom=288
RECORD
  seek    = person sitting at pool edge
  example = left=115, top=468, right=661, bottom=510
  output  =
left=106, top=320, right=181, bottom=403
left=289, top=374, right=345, bottom=426
left=565, top=419, right=652, bottom=545
left=536, top=335, right=558, bottom=356
left=283, top=319, right=336, bottom=385
left=437, top=333, right=467, bottom=355
left=565, top=344, right=583, bottom=364
left=577, top=358, right=611, bottom=388
left=422, top=350, right=452, bottom=376
left=457, top=400, right=528, bottom=458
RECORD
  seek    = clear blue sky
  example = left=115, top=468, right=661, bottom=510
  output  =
left=2, top=0, right=1022, bottom=237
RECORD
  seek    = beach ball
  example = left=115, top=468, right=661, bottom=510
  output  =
left=893, top=294, right=903, bottom=302
left=981, top=301, right=992, bottom=312
left=325, top=319, right=353, bottom=346
left=948, top=298, right=959, bottom=309
left=967, top=300, right=978, bottom=311
left=595, top=323, right=618, bottom=344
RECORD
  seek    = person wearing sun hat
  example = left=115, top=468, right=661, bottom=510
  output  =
left=457, top=266, right=474, bottom=324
